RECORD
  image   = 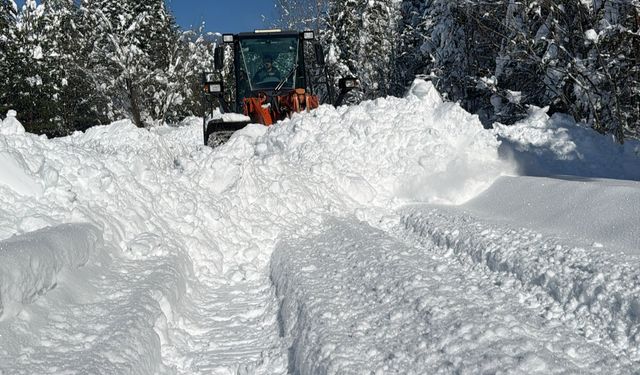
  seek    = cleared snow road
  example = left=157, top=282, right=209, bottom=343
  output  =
left=162, top=277, right=286, bottom=374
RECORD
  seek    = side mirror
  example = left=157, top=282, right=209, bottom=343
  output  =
left=314, top=43, right=325, bottom=66
left=214, top=46, right=224, bottom=70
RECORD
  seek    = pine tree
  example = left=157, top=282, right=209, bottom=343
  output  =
left=169, top=27, right=217, bottom=122
left=577, top=0, right=640, bottom=142
left=323, top=0, right=402, bottom=102
left=0, top=0, right=18, bottom=117
left=1, top=0, right=212, bottom=133
left=487, top=0, right=638, bottom=141
left=394, top=0, right=429, bottom=93
left=82, top=0, right=180, bottom=127
left=0, top=0, right=17, bottom=47
left=6, top=0, right=57, bottom=133
left=325, top=0, right=360, bottom=84
left=360, top=0, right=400, bottom=98
left=416, top=1, right=468, bottom=101
left=38, top=0, right=105, bottom=134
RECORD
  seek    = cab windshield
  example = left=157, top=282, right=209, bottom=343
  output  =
left=237, top=36, right=299, bottom=93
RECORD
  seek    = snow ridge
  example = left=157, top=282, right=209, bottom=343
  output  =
left=401, top=207, right=640, bottom=360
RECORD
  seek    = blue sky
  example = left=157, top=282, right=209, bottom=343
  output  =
left=165, top=0, right=277, bottom=33
left=14, top=1, right=277, bottom=33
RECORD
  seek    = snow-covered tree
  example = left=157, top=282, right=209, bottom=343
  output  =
left=274, top=0, right=329, bottom=32
left=82, top=0, right=179, bottom=127
left=576, top=0, right=639, bottom=142
left=389, top=0, right=638, bottom=141
left=484, top=0, right=639, bottom=141
left=0, top=0, right=18, bottom=114
left=0, top=0, right=17, bottom=44
left=360, top=0, right=400, bottom=98
left=0, top=0, right=104, bottom=134
left=393, top=0, right=429, bottom=91
left=323, top=0, right=402, bottom=102
left=40, top=0, right=110, bottom=133
left=167, top=26, right=218, bottom=122
left=324, top=0, right=360, bottom=83
left=4, top=0, right=55, bottom=133
left=408, top=1, right=468, bottom=99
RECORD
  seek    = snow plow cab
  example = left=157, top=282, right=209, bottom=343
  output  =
left=202, top=29, right=358, bottom=146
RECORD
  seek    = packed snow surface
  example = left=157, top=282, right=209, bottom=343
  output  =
left=0, top=80, right=639, bottom=374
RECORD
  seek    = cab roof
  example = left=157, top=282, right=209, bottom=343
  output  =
left=236, top=30, right=300, bottom=39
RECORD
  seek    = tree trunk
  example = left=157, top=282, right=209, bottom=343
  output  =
left=126, top=77, right=143, bottom=127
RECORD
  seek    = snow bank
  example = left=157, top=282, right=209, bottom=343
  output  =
left=495, top=107, right=640, bottom=180
left=0, top=120, right=197, bottom=372
left=0, top=223, right=101, bottom=320
left=253, top=79, right=513, bottom=206
left=151, top=79, right=515, bottom=279
left=0, top=112, right=43, bottom=197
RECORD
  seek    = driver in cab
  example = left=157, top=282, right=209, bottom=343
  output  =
left=253, top=55, right=281, bottom=83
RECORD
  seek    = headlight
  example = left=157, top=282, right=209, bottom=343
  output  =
left=255, top=29, right=282, bottom=33
left=222, top=34, right=234, bottom=43
left=339, top=77, right=359, bottom=90
left=302, top=31, right=314, bottom=40
left=205, top=82, right=223, bottom=94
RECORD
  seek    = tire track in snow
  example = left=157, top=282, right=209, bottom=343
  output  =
left=399, top=205, right=640, bottom=363
left=162, top=276, right=287, bottom=374
left=272, top=216, right=633, bottom=373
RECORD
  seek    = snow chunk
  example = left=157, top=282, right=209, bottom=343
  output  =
left=31, top=45, right=43, bottom=60
left=0, top=149, right=43, bottom=197
left=406, top=79, right=442, bottom=105
left=585, top=29, right=598, bottom=42
left=209, top=108, right=251, bottom=123
left=506, top=90, right=522, bottom=104
left=1, top=110, right=25, bottom=135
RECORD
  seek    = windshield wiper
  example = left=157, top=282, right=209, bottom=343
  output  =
left=274, top=64, right=298, bottom=94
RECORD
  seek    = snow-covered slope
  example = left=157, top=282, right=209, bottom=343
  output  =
left=0, top=81, right=639, bottom=374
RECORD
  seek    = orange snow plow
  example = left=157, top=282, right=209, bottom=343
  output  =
left=202, top=29, right=357, bottom=146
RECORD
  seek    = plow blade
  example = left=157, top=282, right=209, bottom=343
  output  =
left=204, top=120, right=251, bottom=147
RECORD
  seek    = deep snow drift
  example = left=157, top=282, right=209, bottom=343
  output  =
left=0, top=80, right=639, bottom=374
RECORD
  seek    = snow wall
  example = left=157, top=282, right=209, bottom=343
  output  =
left=0, top=224, right=101, bottom=320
